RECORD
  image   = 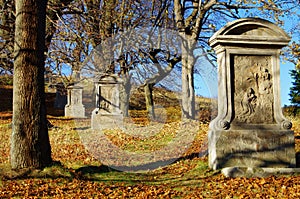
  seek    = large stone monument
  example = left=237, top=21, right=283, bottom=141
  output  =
left=208, top=18, right=295, bottom=170
left=65, top=85, right=86, bottom=118
left=91, top=75, right=123, bottom=130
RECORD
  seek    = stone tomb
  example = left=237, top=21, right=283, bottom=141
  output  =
left=91, top=75, right=123, bottom=130
left=65, top=85, right=86, bottom=118
left=208, top=18, right=295, bottom=170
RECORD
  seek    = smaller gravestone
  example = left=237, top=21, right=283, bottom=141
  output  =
left=91, top=75, right=123, bottom=130
left=65, top=85, right=86, bottom=118
left=54, top=83, right=67, bottom=109
left=208, top=18, right=295, bottom=170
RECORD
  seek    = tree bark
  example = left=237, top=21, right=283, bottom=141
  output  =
left=174, top=0, right=214, bottom=120
left=141, top=48, right=181, bottom=120
left=181, top=37, right=196, bottom=119
left=144, top=83, right=155, bottom=119
left=11, top=0, right=52, bottom=169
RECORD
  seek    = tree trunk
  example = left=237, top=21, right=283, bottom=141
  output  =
left=11, top=0, right=52, bottom=169
left=120, top=75, right=131, bottom=117
left=181, top=38, right=196, bottom=120
left=99, top=0, right=116, bottom=73
left=144, top=83, right=155, bottom=119
left=141, top=54, right=181, bottom=120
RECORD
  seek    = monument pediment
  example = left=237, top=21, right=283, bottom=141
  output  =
left=209, top=18, right=291, bottom=48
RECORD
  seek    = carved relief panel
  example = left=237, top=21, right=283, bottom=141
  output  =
left=98, top=83, right=120, bottom=114
left=233, top=55, right=274, bottom=124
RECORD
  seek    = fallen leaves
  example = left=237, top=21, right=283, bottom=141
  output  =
left=0, top=178, right=182, bottom=198
left=0, top=109, right=299, bottom=198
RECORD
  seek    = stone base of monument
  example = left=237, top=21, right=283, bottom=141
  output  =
left=222, top=167, right=300, bottom=178
left=65, top=104, right=86, bottom=118
left=208, top=129, right=296, bottom=170
left=91, top=108, right=123, bottom=130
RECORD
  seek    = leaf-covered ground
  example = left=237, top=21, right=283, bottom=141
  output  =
left=1, top=85, right=300, bottom=198
left=0, top=114, right=300, bottom=198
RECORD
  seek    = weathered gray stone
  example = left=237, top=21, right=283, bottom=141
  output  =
left=65, top=85, right=86, bottom=118
left=209, top=130, right=295, bottom=169
left=222, top=167, right=300, bottom=178
left=91, top=75, right=123, bottom=130
left=208, top=18, right=295, bottom=170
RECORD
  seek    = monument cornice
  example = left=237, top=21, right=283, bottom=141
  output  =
left=209, top=35, right=290, bottom=49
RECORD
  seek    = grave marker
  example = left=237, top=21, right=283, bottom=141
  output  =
left=91, top=75, right=123, bottom=130
left=208, top=18, right=295, bottom=170
left=65, top=85, right=86, bottom=118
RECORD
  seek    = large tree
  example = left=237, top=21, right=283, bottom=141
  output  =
left=0, top=0, right=75, bottom=75
left=11, top=0, right=52, bottom=169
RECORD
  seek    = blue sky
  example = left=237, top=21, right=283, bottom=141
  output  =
left=280, top=62, right=294, bottom=106
left=280, top=14, right=299, bottom=107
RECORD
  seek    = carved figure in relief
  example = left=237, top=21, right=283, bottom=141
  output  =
left=258, top=68, right=272, bottom=95
left=241, top=88, right=257, bottom=115
left=257, top=67, right=273, bottom=122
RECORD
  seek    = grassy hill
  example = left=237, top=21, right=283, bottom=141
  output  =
left=0, top=83, right=216, bottom=123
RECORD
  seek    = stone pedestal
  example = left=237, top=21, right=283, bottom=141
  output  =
left=208, top=18, right=295, bottom=170
left=65, top=85, right=85, bottom=118
left=91, top=75, right=123, bottom=130
left=209, top=130, right=295, bottom=169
